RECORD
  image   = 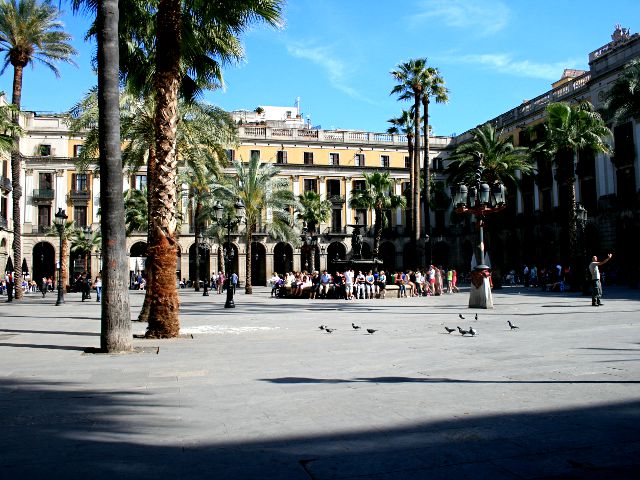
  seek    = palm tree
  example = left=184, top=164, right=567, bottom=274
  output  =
left=0, top=104, right=22, bottom=151
left=124, top=188, right=148, bottom=235
left=349, top=171, right=406, bottom=259
left=387, top=110, right=414, bottom=232
left=391, top=59, right=425, bottom=242
left=445, top=123, right=534, bottom=187
left=604, top=58, right=640, bottom=125
left=0, top=0, right=77, bottom=300
left=542, top=101, right=611, bottom=287
left=420, top=66, right=448, bottom=261
left=297, top=190, right=332, bottom=271
left=70, top=227, right=101, bottom=273
left=211, top=155, right=300, bottom=294
left=143, top=1, right=282, bottom=337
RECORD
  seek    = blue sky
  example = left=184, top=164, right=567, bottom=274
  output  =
left=1, top=0, right=639, bottom=137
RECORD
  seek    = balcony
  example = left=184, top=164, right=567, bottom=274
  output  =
left=32, top=188, right=55, bottom=203
left=67, top=189, right=91, bottom=205
left=37, top=224, right=52, bottom=234
left=328, top=195, right=345, bottom=204
left=0, top=175, right=11, bottom=192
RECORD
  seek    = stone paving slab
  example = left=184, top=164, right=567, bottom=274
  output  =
left=1, top=286, right=639, bottom=479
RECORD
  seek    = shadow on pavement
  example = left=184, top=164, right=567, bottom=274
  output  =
left=2, top=378, right=639, bottom=479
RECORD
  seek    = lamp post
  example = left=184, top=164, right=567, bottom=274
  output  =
left=194, top=229, right=201, bottom=292
left=83, top=226, right=92, bottom=277
left=451, top=155, right=506, bottom=309
left=198, top=232, right=211, bottom=296
left=301, top=226, right=318, bottom=272
left=575, top=203, right=588, bottom=294
left=213, top=199, right=245, bottom=308
left=54, top=208, right=67, bottom=306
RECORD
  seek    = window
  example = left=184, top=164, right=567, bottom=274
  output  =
left=303, top=179, right=317, bottom=193
left=303, top=152, right=314, bottom=165
left=226, top=149, right=235, bottom=162
left=354, top=153, right=364, bottom=167
left=74, top=206, right=88, bottom=227
left=353, top=180, right=366, bottom=191
left=39, top=144, right=52, bottom=156
left=329, top=152, right=339, bottom=166
left=38, top=205, right=51, bottom=228
left=380, top=155, right=390, bottom=168
left=134, top=174, right=147, bottom=190
left=433, top=158, right=444, bottom=171
left=326, top=179, right=340, bottom=197
left=73, top=173, right=88, bottom=191
left=331, top=208, right=342, bottom=233
left=355, top=209, right=367, bottom=226
left=73, top=145, right=83, bottom=157
left=404, top=156, right=410, bottom=169
left=39, top=172, right=53, bottom=190
left=276, top=150, right=287, bottom=164
left=250, top=150, right=260, bottom=161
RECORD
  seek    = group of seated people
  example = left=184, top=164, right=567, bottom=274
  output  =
left=269, top=266, right=459, bottom=299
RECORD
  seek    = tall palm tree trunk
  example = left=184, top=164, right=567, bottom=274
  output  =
left=146, top=0, right=181, bottom=338
left=406, top=134, right=414, bottom=238
left=422, top=97, right=432, bottom=266
left=137, top=148, right=157, bottom=323
left=245, top=228, right=253, bottom=294
left=194, top=202, right=202, bottom=291
left=10, top=64, right=24, bottom=299
left=97, top=0, right=132, bottom=352
left=373, top=207, right=383, bottom=258
left=412, top=94, right=421, bottom=242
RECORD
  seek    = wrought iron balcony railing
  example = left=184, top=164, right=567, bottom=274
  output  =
left=32, top=189, right=55, bottom=201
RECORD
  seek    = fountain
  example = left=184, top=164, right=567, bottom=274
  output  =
left=331, top=223, right=384, bottom=273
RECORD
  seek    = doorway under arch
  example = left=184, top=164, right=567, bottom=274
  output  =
left=379, top=242, right=396, bottom=272
left=327, top=242, right=347, bottom=274
left=251, top=242, right=267, bottom=286
left=188, top=242, right=211, bottom=283
left=32, top=241, right=55, bottom=285
left=274, top=242, right=293, bottom=275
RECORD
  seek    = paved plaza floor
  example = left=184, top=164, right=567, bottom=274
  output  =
left=1, top=285, right=639, bottom=479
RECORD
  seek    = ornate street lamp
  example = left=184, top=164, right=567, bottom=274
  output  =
left=300, top=226, right=318, bottom=272
left=83, top=226, right=92, bottom=276
left=213, top=199, right=245, bottom=308
left=575, top=203, right=588, bottom=294
left=451, top=155, right=507, bottom=309
left=54, top=208, right=68, bottom=306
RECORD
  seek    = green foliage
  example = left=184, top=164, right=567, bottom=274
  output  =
left=124, top=188, right=148, bottom=235
left=604, top=58, right=640, bottom=125
left=297, top=190, right=332, bottom=234
left=0, top=103, right=22, bottom=152
left=0, top=0, right=77, bottom=78
left=446, top=123, right=534, bottom=187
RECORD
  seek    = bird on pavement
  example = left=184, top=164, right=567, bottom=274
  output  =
left=319, top=325, right=326, bottom=330
left=352, top=323, right=361, bottom=330
left=325, top=328, right=336, bottom=333
left=366, top=328, right=378, bottom=335
left=474, top=313, right=478, bottom=321
left=444, top=326, right=455, bottom=334
left=508, top=320, right=519, bottom=330
left=457, top=326, right=469, bottom=336
left=469, top=326, right=477, bottom=336
left=459, top=314, right=466, bottom=320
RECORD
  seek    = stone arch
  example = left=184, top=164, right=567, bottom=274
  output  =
left=273, top=242, right=293, bottom=275
left=251, top=241, right=267, bottom=286
left=379, top=242, right=396, bottom=272
left=432, top=241, right=450, bottom=269
left=327, top=241, right=347, bottom=274
left=32, top=241, right=56, bottom=284
left=188, top=242, right=211, bottom=283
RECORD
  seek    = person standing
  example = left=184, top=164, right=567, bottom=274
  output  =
left=589, top=253, right=612, bottom=306
left=94, top=274, right=102, bottom=302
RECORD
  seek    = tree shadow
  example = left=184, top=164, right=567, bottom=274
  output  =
left=1, top=378, right=639, bottom=478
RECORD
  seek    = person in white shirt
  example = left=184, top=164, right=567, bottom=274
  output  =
left=589, top=253, right=612, bottom=306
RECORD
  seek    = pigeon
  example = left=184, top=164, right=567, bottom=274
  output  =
left=366, top=328, right=378, bottom=335
left=444, top=326, right=455, bottom=334
left=459, top=314, right=466, bottom=320
left=352, top=323, right=361, bottom=330
left=457, top=326, right=469, bottom=336
left=469, top=326, right=477, bottom=336
left=508, top=320, right=519, bottom=330
left=474, top=313, right=478, bottom=321
left=318, top=325, right=326, bottom=330
left=325, top=328, right=336, bottom=334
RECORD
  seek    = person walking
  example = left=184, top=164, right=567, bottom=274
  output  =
left=589, top=253, right=612, bottom=307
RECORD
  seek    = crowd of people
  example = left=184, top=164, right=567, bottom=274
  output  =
left=268, top=265, right=460, bottom=299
